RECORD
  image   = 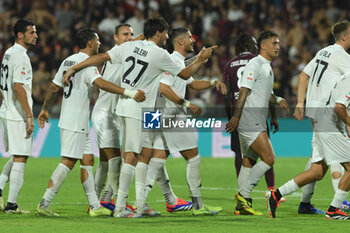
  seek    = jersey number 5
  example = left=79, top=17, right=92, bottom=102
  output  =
left=122, top=56, right=148, bottom=87
left=62, top=70, right=74, bottom=98
left=0, top=64, right=9, bottom=91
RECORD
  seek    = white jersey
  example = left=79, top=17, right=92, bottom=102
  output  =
left=107, top=40, right=183, bottom=120
left=0, top=43, right=33, bottom=121
left=53, top=52, right=101, bottom=133
left=157, top=51, right=194, bottom=114
left=303, top=44, right=350, bottom=119
left=94, top=45, right=122, bottom=113
left=316, top=74, right=350, bottom=134
left=238, top=55, right=274, bottom=131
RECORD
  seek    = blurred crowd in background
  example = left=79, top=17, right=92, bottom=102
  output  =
left=0, top=0, right=350, bottom=117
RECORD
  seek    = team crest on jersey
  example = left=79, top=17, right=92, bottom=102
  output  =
left=247, top=71, right=254, bottom=80
left=21, top=66, right=26, bottom=75
left=143, top=110, right=161, bottom=129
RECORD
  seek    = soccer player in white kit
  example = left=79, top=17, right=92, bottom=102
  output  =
left=92, top=24, right=135, bottom=208
left=143, top=27, right=226, bottom=215
left=316, top=74, right=350, bottom=219
left=226, top=30, right=282, bottom=216
left=0, top=19, right=37, bottom=214
left=35, top=28, right=145, bottom=217
left=63, top=17, right=216, bottom=218
left=266, top=21, right=350, bottom=219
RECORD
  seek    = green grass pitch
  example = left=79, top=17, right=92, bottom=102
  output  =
left=0, top=157, right=348, bottom=233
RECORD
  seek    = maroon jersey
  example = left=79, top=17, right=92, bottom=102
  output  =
left=223, top=52, right=256, bottom=116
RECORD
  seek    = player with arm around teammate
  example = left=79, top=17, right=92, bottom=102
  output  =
left=35, top=28, right=145, bottom=217
left=143, top=27, right=226, bottom=215
left=62, top=17, right=216, bottom=218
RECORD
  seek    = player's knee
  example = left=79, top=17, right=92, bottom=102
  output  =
left=331, top=171, right=342, bottom=179
left=263, top=156, right=275, bottom=166
left=313, top=172, right=324, bottom=181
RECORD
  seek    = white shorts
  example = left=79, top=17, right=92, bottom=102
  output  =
left=0, top=117, right=32, bottom=156
left=119, top=116, right=143, bottom=154
left=92, top=109, right=120, bottom=148
left=163, top=130, right=197, bottom=153
left=152, top=132, right=169, bottom=151
left=142, top=131, right=155, bottom=149
left=60, top=128, right=92, bottom=159
left=238, top=129, right=265, bottom=161
left=314, top=132, right=350, bottom=165
left=310, top=132, right=324, bottom=163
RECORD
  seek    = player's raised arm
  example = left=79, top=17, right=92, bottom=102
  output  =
left=38, top=83, right=61, bottom=129
left=160, top=83, right=201, bottom=117
left=177, top=46, right=217, bottom=80
left=293, top=71, right=310, bottom=121
left=93, top=77, right=146, bottom=102
left=63, top=52, right=111, bottom=86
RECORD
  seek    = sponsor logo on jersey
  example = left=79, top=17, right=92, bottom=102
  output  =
left=143, top=110, right=161, bottom=129
left=247, top=72, right=254, bottom=80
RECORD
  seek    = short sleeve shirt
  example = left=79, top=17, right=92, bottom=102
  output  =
left=0, top=43, right=33, bottom=121
left=303, top=44, right=350, bottom=119
left=53, top=52, right=101, bottom=133
left=238, top=55, right=274, bottom=131
left=108, top=40, right=183, bottom=120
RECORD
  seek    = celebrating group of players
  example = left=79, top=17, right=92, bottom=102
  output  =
left=1, top=16, right=350, bottom=220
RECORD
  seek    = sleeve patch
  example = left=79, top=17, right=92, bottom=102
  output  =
left=247, top=72, right=254, bottom=80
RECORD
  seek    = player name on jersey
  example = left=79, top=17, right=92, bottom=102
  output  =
left=229, top=59, right=250, bottom=68
left=133, top=47, right=148, bottom=57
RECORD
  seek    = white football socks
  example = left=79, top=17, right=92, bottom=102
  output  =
left=100, top=180, right=113, bottom=203
left=144, top=158, right=164, bottom=198
left=94, top=161, right=108, bottom=199
left=41, top=163, right=70, bottom=209
left=155, top=161, right=177, bottom=206
left=116, top=163, right=135, bottom=212
left=240, top=161, right=271, bottom=198
left=331, top=163, right=344, bottom=192
left=135, top=162, right=148, bottom=209
left=186, top=155, right=203, bottom=209
left=331, top=189, right=349, bottom=208
left=0, top=157, right=13, bottom=190
left=81, top=165, right=100, bottom=210
left=7, top=162, right=25, bottom=204
left=108, top=157, right=121, bottom=197
left=279, top=179, right=299, bottom=196
left=300, top=158, right=316, bottom=203
left=237, top=166, right=251, bottom=193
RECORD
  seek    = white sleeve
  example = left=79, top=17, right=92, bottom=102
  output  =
left=159, top=72, right=174, bottom=86
left=334, top=52, right=350, bottom=74
left=303, top=57, right=316, bottom=77
left=186, top=77, right=194, bottom=85
left=12, top=56, right=30, bottom=84
left=333, top=83, right=350, bottom=107
left=158, top=50, right=183, bottom=76
left=107, top=45, right=123, bottom=65
left=52, top=62, right=65, bottom=87
left=240, top=61, right=260, bottom=90
left=83, top=66, right=101, bottom=85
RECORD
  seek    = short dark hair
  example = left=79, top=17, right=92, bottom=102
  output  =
left=115, top=23, right=131, bottom=35
left=257, top=30, right=278, bottom=50
left=14, top=18, right=34, bottom=39
left=235, top=33, right=258, bottom=54
left=332, top=21, right=350, bottom=41
left=169, top=27, right=189, bottom=45
left=77, top=27, right=97, bottom=49
left=143, top=17, right=169, bottom=39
